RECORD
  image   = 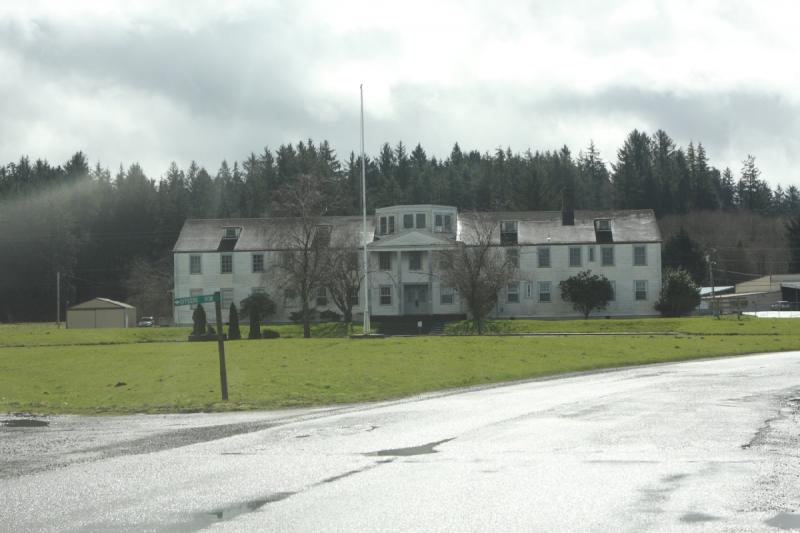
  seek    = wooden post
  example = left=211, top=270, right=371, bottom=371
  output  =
left=214, top=291, right=228, bottom=401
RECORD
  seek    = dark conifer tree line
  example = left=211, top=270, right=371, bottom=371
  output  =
left=0, top=130, right=797, bottom=321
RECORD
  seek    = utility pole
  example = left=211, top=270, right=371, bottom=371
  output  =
left=360, top=84, right=371, bottom=336
left=706, top=252, right=718, bottom=318
left=56, top=271, right=61, bottom=328
left=213, top=291, right=228, bottom=401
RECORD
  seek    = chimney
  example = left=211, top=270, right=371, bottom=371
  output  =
left=561, top=181, right=575, bottom=226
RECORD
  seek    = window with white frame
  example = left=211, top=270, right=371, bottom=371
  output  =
left=348, top=288, right=359, bottom=306
left=588, top=246, right=595, bottom=262
left=252, top=253, right=264, bottom=273
left=403, top=213, right=414, bottom=229
left=379, top=252, right=392, bottom=271
left=440, top=286, right=455, bottom=305
left=220, top=254, right=232, bottom=274
left=569, top=247, right=582, bottom=267
left=633, top=245, right=647, bottom=266
left=634, top=280, right=648, bottom=300
left=409, top=251, right=422, bottom=271
left=315, top=287, right=327, bottom=306
left=378, top=216, right=395, bottom=236
left=538, top=281, right=552, bottom=303
left=444, top=214, right=452, bottom=232
left=500, top=220, right=518, bottom=245
left=416, top=213, right=426, bottom=229
left=190, top=255, right=201, bottom=274
left=379, top=286, right=392, bottom=305
left=506, top=248, right=519, bottom=268
left=601, top=246, right=614, bottom=266
left=538, top=247, right=551, bottom=268
left=434, top=214, right=444, bottom=231
left=507, top=282, right=520, bottom=303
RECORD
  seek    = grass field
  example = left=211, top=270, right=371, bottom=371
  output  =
left=1, top=316, right=798, bottom=415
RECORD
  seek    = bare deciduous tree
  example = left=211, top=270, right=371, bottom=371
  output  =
left=323, top=237, right=362, bottom=330
left=438, top=212, right=517, bottom=334
left=271, top=174, right=341, bottom=338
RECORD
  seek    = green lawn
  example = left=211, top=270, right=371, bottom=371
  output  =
left=2, top=316, right=799, bottom=415
left=444, top=314, right=799, bottom=336
left=0, top=322, right=355, bottom=347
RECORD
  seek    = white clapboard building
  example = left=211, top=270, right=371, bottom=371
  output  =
left=172, top=205, right=662, bottom=325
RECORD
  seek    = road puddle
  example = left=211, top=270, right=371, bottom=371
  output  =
left=765, top=512, right=800, bottom=530
left=680, top=512, right=719, bottom=523
left=367, top=438, right=454, bottom=457
left=1, top=419, right=49, bottom=428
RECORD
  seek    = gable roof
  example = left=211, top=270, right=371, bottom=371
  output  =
left=68, top=298, right=135, bottom=310
left=173, top=209, right=660, bottom=253
left=173, top=216, right=376, bottom=253
left=458, top=209, right=660, bottom=245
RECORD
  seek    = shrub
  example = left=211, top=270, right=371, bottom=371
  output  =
left=261, top=329, right=280, bottom=339
left=319, top=310, right=341, bottom=322
left=655, top=268, right=701, bottom=316
left=228, top=303, right=241, bottom=340
left=559, top=270, right=614, bottom=318
left=191, top=305, right=207, bottom=336
left=290, top=309, right=317, bottom=323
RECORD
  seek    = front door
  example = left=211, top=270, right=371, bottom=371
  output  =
left=403, top=284, right=429, bottom=315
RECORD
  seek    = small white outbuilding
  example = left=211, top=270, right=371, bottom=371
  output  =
left=66, top=298, right=137, bottom=329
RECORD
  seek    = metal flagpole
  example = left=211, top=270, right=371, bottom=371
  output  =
left=360, top=84, right=370, bottom=335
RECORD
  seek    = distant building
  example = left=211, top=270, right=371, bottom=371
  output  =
left=172, top=205, right=662, bottom=325
left=701, top=274, right=800, bottom=313
left=66, top=298, right=136, bottom=328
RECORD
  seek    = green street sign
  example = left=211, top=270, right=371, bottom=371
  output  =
left=174, top=294, right=219, bottom=306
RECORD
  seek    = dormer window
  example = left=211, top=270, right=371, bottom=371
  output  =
left=219, top=226, right=241, bottom=251
left=223, top=227, right=241, bottom=239
left=594, top=219, right=613, bottom=243
left=500, top=220, right=518, bottom=245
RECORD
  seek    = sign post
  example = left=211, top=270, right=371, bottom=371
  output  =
left=174, top=293, right=228, bottom=401
left=213, top=291, right=228, bottom=401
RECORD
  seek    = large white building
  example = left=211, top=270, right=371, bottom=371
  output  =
left=172, top=205, right=662, bottom=325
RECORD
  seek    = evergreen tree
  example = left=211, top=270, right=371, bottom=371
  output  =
left=228, top=302, right=241, bottom=340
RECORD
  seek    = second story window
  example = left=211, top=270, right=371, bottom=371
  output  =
left=416, top=213, right=426, bottom=229
left=220, top=254, right=233, bottom=274
left=434, top=213, right=453, bottom=233
left=313, top=225, right=332, bottom=247
left=252, top=253, right=264, bottom=273
left=409, top=252, right=422, bottom=271
left=537, top=247, right=551, bottom=268
left=379, top=252, right=392, bottom=271
left=190, top=255, right=201, bottom=275
left=601, top=246, right=614, bottom=266
left=569, top=247, right=582, bottom=267
left=403, top=214, right=414, bottom=229
left=378, top=216, right=396, bottom=235
left=506, top=248, right=519, bottom=268
left=444, top=214, right=452, bottom=232
left=633, top=245, right=647, bottom=266
left=500, top=220, right=518, bottom=245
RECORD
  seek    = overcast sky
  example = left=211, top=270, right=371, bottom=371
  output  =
left=2, top=0, right=799, bottom=187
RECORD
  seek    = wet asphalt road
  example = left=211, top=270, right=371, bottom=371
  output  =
left=2, top=351, right=800, bottom=532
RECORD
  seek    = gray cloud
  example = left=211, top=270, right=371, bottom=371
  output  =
left=0, top=1, right=798, bottom=187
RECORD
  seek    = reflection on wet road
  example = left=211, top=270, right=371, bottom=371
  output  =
left=2, top=351, right=800, bottom=532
